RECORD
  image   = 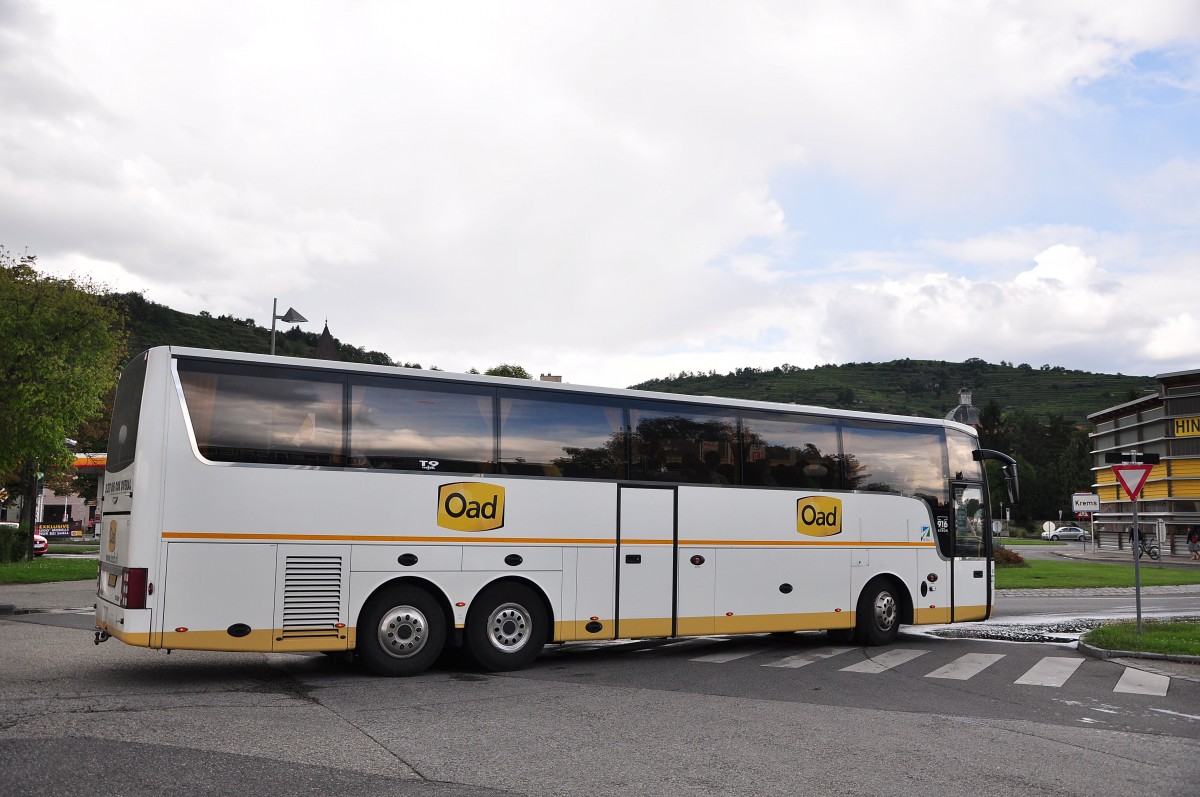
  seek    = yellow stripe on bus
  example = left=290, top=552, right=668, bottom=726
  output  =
left=161, top=531, right=935, bottom=548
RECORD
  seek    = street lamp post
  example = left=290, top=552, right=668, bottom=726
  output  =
left=270, top=298, right=308, bottom=355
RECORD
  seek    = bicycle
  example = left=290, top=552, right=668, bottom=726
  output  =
left=1135, top=537, right=1161, bottom=561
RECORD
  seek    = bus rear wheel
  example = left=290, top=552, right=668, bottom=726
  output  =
left=465, top=582, right=548, bottom=672
left=856, top=580, right=900, bottom=646
left=357, top=585, right=446, bottom=677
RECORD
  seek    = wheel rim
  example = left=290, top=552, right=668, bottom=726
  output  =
left=873, top=591, right=897, bottom=631
left=485, top=601, right=532, bottom=653
left=377, top=605, right=430, bottom=659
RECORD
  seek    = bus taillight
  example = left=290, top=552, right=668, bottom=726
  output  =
left=120, top=568, right=148, bottom=609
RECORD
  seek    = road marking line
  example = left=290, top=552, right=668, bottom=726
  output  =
left=1114, top=667, right=1170, bottom=696
left=1014, top=657, right=1084, bottom=687
left=763, top=646, right=856, bottom=669
left=691, top=646, right=771, bottom=663
left=925, top=652, right=1005, bottom=680
left=840, top=648, right=927, bottom=673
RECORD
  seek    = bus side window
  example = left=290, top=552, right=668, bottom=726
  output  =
left=179, top=361, right=343, bottom=466
left=349, top=377, right=495, bottom=474
left=629, top=405, right=737, bottom=485
left=740, top=412, right=839, bottom=490
left=840, top=421, right=948, bottom=506
left=497, top=391, right=626, bottom=480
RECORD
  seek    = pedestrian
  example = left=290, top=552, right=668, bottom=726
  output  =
left=1187, top=526, right=1200, bottom=561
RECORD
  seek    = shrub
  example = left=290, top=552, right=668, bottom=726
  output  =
left=994, top=546, right=1027, bottom=568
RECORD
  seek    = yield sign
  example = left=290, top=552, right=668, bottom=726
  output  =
left=1112, top=464, right=1154, bottom=500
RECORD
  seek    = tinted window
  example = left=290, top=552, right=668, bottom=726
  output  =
left=498, top=391, right=626, bottom=479
left=350, top=377, right=494, bottom=474
left=630, top=404, right=737, bottom=484
left=841, top=421, right=948, bottom=504
left=947, top=429, right=982, bottom=481
left=107, top=352, right=149, bottom=473
left=741, top=412, right=841, bottom=489
left=179, top=360, right=344, bottom=466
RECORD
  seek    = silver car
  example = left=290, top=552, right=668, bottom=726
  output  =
left=1040, top=525, right=1091, bottom=541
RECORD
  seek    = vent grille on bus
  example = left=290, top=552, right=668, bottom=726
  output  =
left=281, top=555, right=343, bottom=639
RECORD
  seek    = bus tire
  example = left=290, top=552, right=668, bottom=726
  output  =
left=465, top=582, right=548, bottom=672
left=856, top=580, right=900, bottom=646
left=357, top=584, right=446, bottom=677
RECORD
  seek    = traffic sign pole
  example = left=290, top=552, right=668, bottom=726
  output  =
left=1110, top=458, right=1157, bottom=634
left=1131, top=497, right=1142, bottom=633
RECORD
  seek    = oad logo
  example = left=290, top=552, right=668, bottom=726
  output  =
left=437, top=482, right=505, bottom=532
left=796, top=496, right=842, bottom=537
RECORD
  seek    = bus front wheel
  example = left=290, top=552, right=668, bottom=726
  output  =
left=357, top=585, right=446, bottom=677
left=856, top=580, right=900, bottom=646
left=465, top=582, right=548, bottom=672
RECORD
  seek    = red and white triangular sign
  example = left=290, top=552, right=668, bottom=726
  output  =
left=1112, top=464, right=1153, bottom=500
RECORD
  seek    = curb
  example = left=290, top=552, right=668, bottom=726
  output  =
left=0, top=603, right=14, bottom=615
left=1078, top=640, right=1200, bottom=665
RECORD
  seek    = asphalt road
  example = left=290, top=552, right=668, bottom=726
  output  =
left=2, top=578, right=1199, bottom=797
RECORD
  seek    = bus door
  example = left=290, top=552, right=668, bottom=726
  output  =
left=951, top=482, right=989, bottom=622
left=616, top=485, right=676, bottom=639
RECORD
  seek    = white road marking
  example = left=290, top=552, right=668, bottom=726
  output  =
left=925, top=652, right=1005, bottom=680
left=763, top=646, right=856, bottom=669
left=840, top=648, right=927, bottom=673
left=1014, top=657, right=1084, bottom=687
left=1113, top=667, right=1170, bottom=696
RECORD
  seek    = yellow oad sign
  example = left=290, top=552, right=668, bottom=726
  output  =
left=796, top=496, right=842, bottom=537
left=437, top=482, right=505, bottom=532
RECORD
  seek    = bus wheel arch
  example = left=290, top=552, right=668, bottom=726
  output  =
left=356, top=578, right=452, bottom=677
left=855, top=574, right=911, bottom=646
left=463, top=577, right=553, bottom=672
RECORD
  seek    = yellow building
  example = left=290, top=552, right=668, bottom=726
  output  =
left=1088, top=368, right=1200, bottom=556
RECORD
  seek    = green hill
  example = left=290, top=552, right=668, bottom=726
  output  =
left=631, top=358, right=1157, bottom=425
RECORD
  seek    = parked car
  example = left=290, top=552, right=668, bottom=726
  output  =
left=33, top=532, right=48, bottom=556
left=1040, top=525, right=1091, bottom=541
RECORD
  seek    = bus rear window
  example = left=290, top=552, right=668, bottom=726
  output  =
left=107, top=352, right=149, bottom=473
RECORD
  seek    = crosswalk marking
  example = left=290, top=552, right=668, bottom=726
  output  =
left=1114, top=667, right=1171, bottom=696
left=840, top=648, right=927, bottom=673
left=691, top=646, right=771, bottom=663
left=1014, top=656, right=1084, bottom=687
left=545, top=639, right=1179, bottom=697
left=925, top=652, right=1005, bottom=680
left=763, top=646, right=855, bottom=669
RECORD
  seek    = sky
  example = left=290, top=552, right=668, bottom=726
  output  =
left=3, top=1, right=1200, bottom=389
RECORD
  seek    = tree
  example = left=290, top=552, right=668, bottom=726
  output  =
left=484, top=364, right=532, bottom=379
left=0, top=248, right=128, bottom=558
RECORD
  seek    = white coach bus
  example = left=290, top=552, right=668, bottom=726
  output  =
left=95, top=347, right=1019, bottom=676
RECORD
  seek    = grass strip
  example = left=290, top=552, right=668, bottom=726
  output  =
left=997, top=559, right=1200, bottom=589
left=48, top=544, right=100, bottom=554
left=0, top=558, right=98, bottom=585
left=1084, top=621, right=1200, bottom=657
